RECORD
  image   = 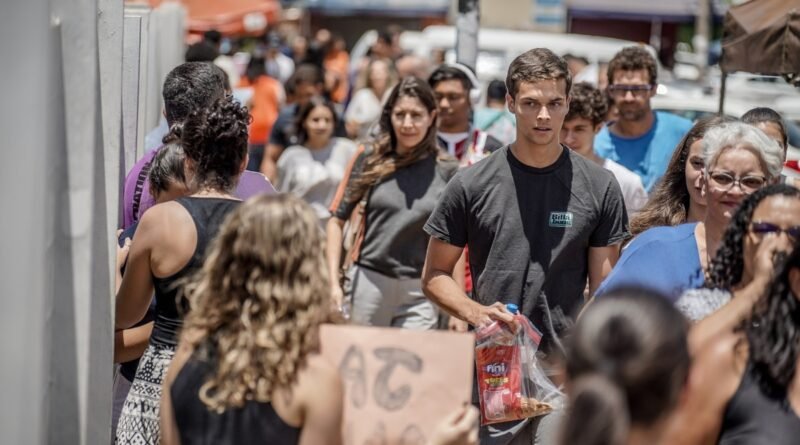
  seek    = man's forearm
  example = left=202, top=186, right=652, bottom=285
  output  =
left=423, top=271, right=482, bottom=325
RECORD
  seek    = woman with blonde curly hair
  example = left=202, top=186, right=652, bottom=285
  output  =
left=160, top=194, right=343, bottom=445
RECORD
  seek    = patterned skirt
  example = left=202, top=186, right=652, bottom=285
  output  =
left=114, top=342, right=176, bottom=444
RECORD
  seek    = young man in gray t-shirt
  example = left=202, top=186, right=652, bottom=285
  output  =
left=422, top=48, right=629, bottom=445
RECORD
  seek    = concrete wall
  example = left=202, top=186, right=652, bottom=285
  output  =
left=0, top=0, right=122, bottom=442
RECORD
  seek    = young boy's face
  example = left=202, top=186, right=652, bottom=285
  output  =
left=561, top=116, right=601, bottom=157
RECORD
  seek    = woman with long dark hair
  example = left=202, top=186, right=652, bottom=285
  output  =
left=277, top=95, right=356, bottom=224
left=630, top=115, right=734, bottom=236
left=561, top=287, right=691, bottom=445
left=326, top=76, right=458, bottom=328
left=114, top=96, right=249, bottom=444
left=676, top=184, right=800, bottom=324
left=160, top=194, right=343, bottom=445
left=595, top=122, right=785, bottom=300
left=663, top=241, right=800, bottom=444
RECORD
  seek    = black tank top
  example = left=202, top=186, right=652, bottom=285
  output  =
left=151, top=197, right=240, bottom=347
left=171, top=355, right=302, bottom=445
left=718, top=361, right=800, bottom=444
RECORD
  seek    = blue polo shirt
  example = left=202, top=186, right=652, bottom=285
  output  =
left=594, top=223, right=704, bottom=301
left=594, top=111, right=692, bottom=191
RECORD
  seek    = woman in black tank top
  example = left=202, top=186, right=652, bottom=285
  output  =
left=159, top=195, right=343, bottom=445
left=663, top=242, right=800, bottom=444
left=114, top=96, right=250, bottom=445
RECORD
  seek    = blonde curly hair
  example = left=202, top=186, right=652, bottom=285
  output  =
left=181, top=194, right=332, bottom=412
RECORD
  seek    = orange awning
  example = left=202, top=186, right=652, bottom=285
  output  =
left=146, top=0, right=281, bottom=36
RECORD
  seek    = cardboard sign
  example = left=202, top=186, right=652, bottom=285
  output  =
left=320, top=324, right=475, bottom=445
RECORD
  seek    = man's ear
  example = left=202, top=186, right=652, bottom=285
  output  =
left=593, top=123, right=604, bottom=135
left=506, top=93, right=514, bottom=114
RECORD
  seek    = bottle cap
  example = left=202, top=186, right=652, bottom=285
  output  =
left=506, top=303, right=519, bottom=314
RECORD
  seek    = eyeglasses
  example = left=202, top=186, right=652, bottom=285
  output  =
left=707, top=171, right=767, bottom=193
left=750, top=221, right=800, bottom=240
left=607, top=84, right=653, bottom=97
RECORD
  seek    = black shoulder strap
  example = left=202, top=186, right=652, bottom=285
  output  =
left=131, top=159, right=154, bottom=224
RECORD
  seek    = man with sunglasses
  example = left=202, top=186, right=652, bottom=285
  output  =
left=594, top=47, right=692, bottom=191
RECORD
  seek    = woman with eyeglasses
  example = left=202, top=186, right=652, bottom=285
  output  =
left=677, top=185, right=799, bottom=352
left=326, top=77, right=459, bottom=328
left=594, top=122, right=785, bottom=301
left=630, top=115, right=735, bottom=237
left=661, top=240, right=800, bottom=445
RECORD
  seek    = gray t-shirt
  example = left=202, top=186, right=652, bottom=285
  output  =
left=277, top=137, right=357, bottom=222
left=332, top=152, right=459, bottom=279
left=424, top=146, right=629, bottom=357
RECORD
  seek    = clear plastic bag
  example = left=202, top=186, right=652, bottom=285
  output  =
left=475, top=304, right=564, bottom=425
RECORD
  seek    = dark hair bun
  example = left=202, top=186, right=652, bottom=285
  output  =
left=182, top=96, right=251, bottom=190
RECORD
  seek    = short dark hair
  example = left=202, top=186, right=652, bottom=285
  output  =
left=289, top=64, right=324, bottom=87
left=245, top=54, right=268, bottom=81
left=162, top=62, right=227, bottom=126
left=607, top=46, right=658, bottom=86
left=566, top=82, right=608, bottom=126
left=742, top=107, right=788, bottom=149
left=203, top=30, right=222, bottom=46
left=428, top=65, right=473, bottom=92
left=185, top=41, right=219, bottom=63
left=377, top=30, right=393, bottom=45
left=505, top=48, right=571, bottom=98
left=486, top=79, right=507, bottom=102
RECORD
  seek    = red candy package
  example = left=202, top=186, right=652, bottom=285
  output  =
left=475, top=304, right=563, bottom=425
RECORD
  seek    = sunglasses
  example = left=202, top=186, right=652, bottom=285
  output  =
left=707, top=171, right=767, bottom=193
left=750, top=221, right=800, bottom=240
